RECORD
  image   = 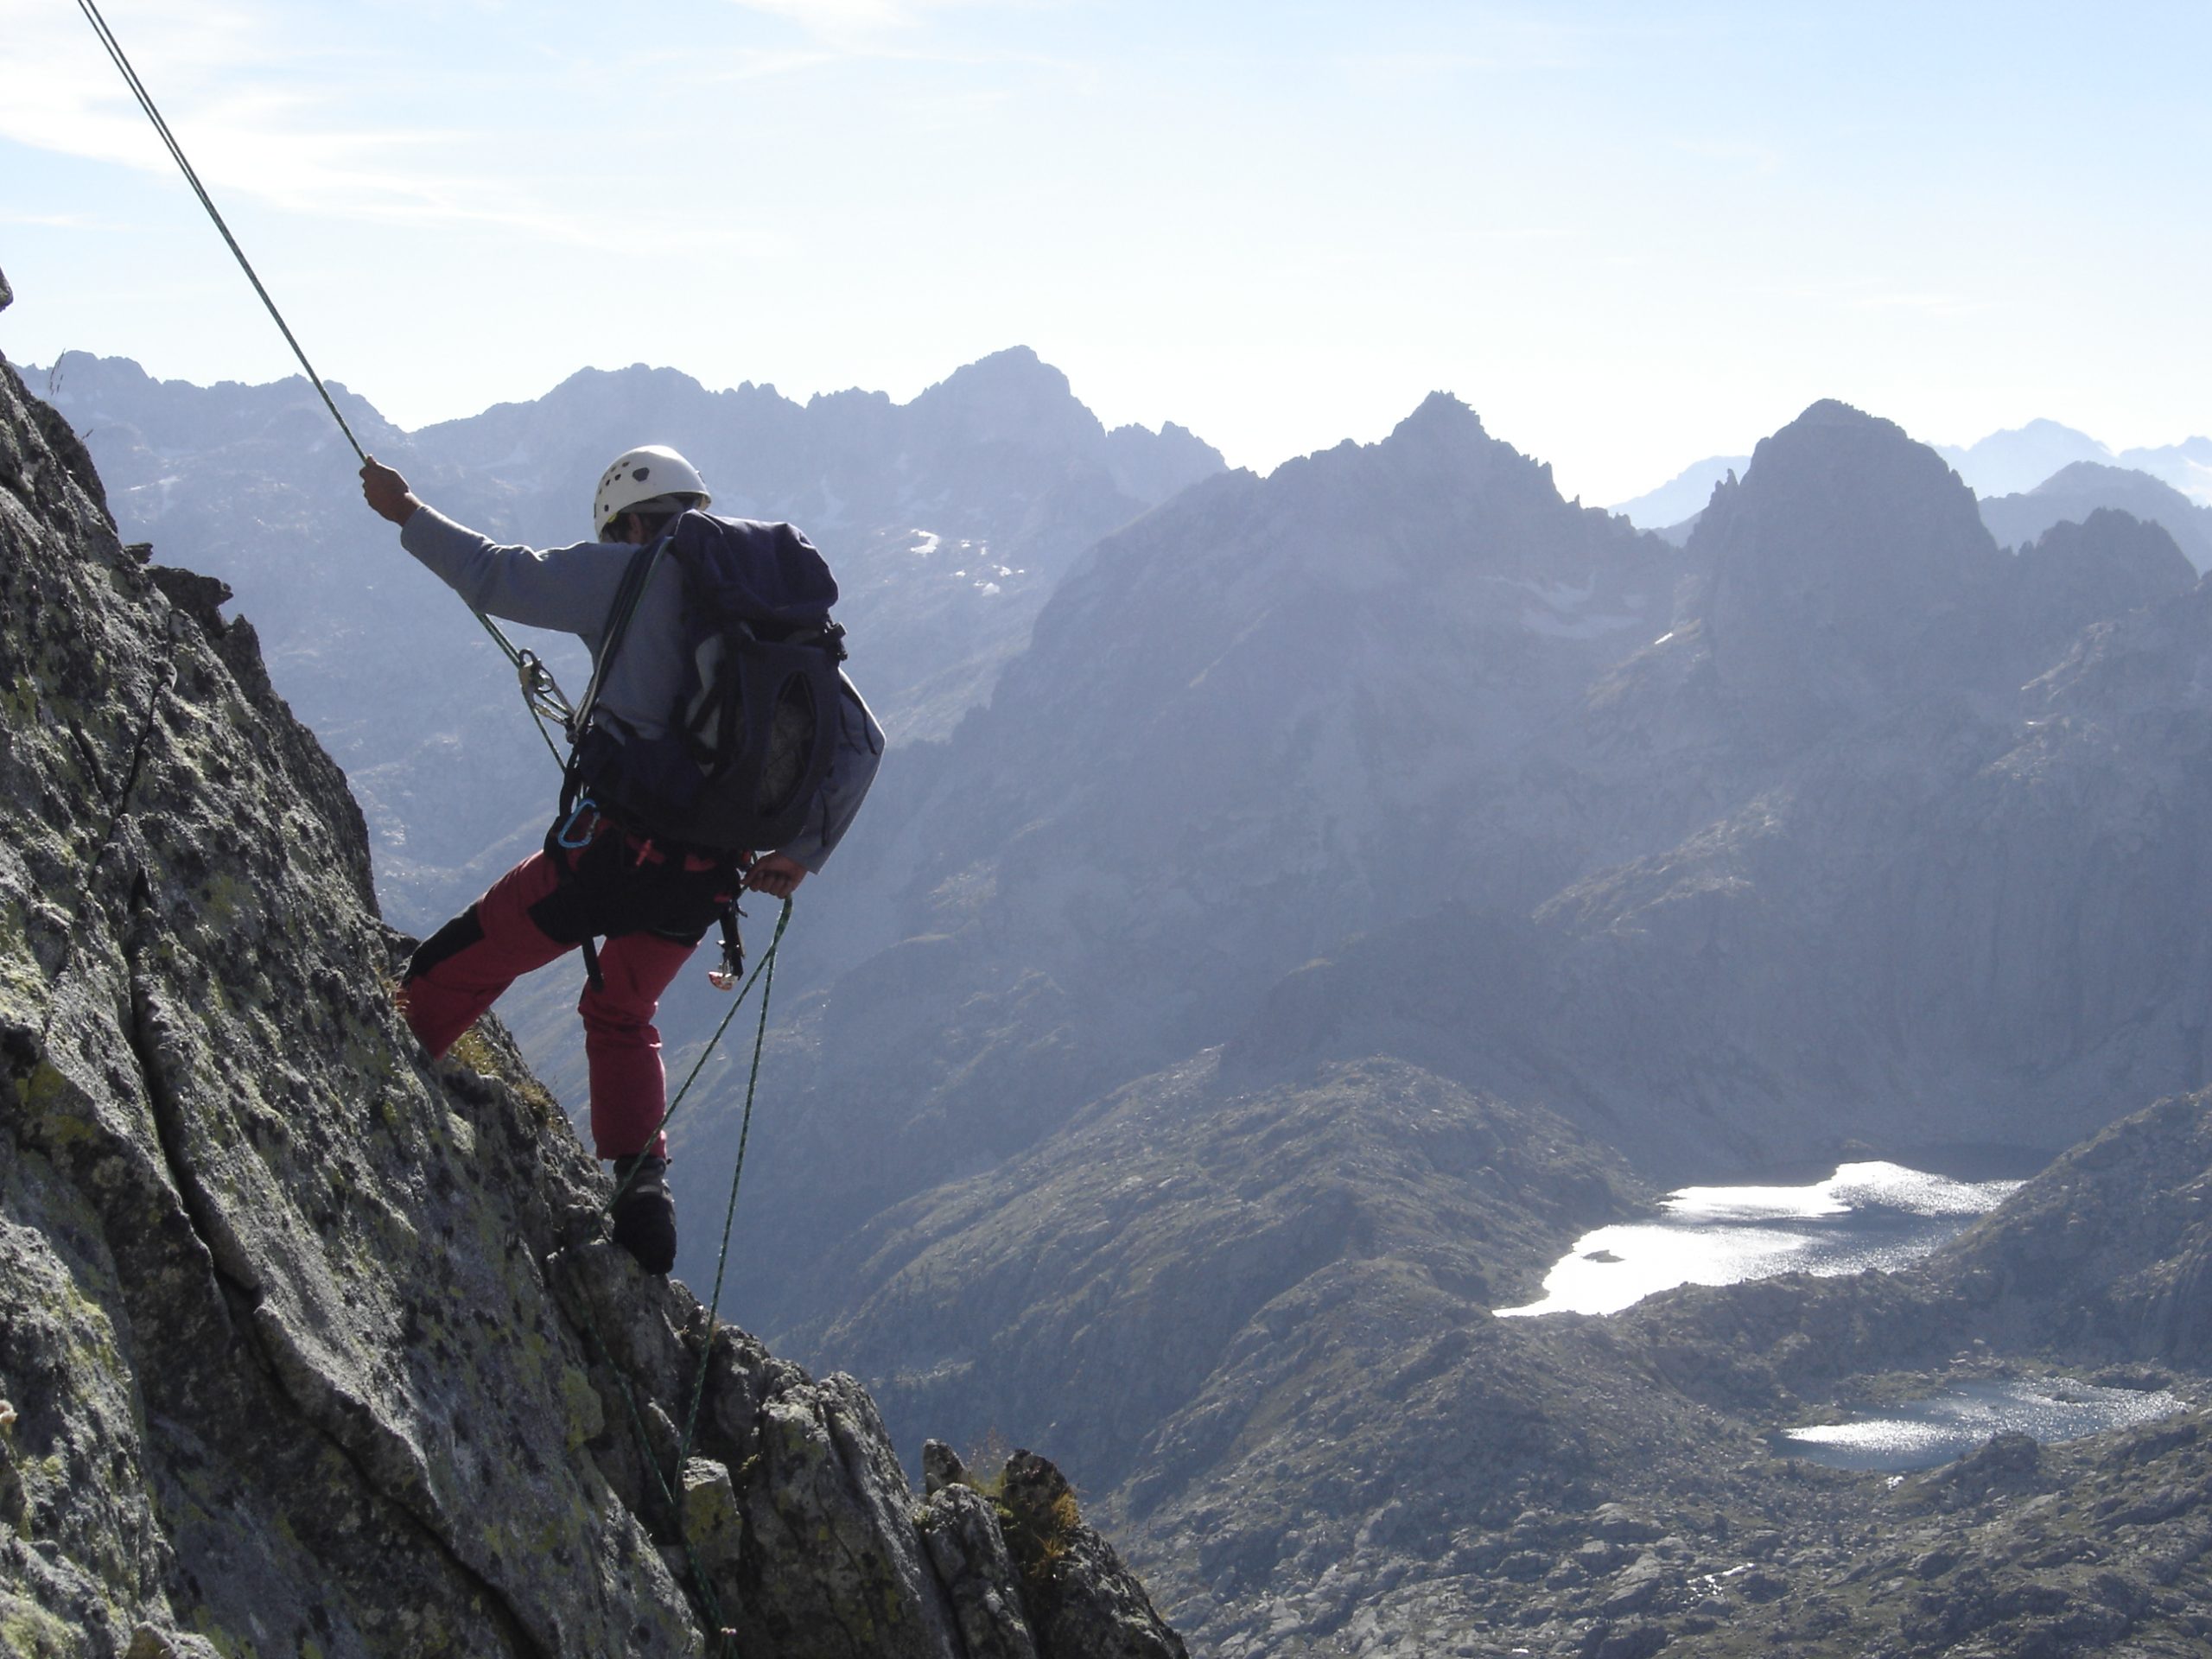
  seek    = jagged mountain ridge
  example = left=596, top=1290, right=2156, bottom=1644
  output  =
left=1981, top=461, right=2212, bottom=572
left=40, top=345, right=1223, bottom=931
left=0, top=301, right=1185, bottom=1656
left=723, top=396, right=2209, bottom=1338
left=1217, top=405, right=2209, bottom=1175
left=730, top=391, right=1697, bottom=1325
left=1608, top=451, right=1751, bottom=530
left=1937, top=419, right=2212, bottom=505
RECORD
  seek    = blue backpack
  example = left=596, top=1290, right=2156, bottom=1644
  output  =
left=562, top=512, right=848, bottom=859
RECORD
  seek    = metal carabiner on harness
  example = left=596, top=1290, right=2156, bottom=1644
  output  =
left=555, top=796, right=602, bottom=850
left=515, top=648, right=575, bottom=730
left=707, top=901, right=745, bottom=992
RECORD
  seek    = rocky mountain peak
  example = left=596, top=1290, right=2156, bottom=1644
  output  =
left=1393, top=387, right=1488, bottom=438
left=1696, top=396, right=2005, bottom=722
left=910, top=344, right=1107, bottom=454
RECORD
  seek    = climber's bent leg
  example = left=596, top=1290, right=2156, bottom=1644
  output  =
left=398, top=852, right=573, bottom=1057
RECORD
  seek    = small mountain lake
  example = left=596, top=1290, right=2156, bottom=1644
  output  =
left=1497, top=1160, right=2025, bottom=1319
left=1773, top=1378, right=2185, bottom=1473
left=1497, top=1158, right=2190, bottom=1469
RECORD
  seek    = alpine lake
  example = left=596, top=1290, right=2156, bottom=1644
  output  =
left=1499, top=1159, right=2185, bottom=1472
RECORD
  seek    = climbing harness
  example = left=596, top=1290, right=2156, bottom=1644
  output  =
left=73, top=0, right=575, bottom=766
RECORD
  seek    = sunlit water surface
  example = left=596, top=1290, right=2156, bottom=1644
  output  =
left=1495, top=1160, right=2188, bottom=1469
left=1777, top=1380, right=2183, bottom=1473
left=1497, top=1160, right=2024, bottom=1319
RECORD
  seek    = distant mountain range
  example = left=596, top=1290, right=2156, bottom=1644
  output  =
left=1612, top=419, right=2212, bottom=536
left=1935, top=421, right=2212, bottom=504
left=767, top=395, right=2212, bottom=1648
left=1981, top=461, right=2212, bottom=571
left=756, top=399, right=2209, bottom=1312
left=27, top=333, right=2212, bottom=1654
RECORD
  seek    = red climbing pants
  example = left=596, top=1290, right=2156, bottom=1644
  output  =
left=399, top=834, right=728, bottom=1162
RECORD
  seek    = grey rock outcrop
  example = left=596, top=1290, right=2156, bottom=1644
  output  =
left=996, top=1453, right=1186, bottom=1659
left=0, top=349, right=1181, bottom=1655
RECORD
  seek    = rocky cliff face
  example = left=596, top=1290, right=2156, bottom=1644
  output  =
left=0, top=299, right=1184, bottom=1656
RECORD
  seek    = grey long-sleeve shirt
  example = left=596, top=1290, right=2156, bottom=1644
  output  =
left=400, top=505, right=883, bottom=871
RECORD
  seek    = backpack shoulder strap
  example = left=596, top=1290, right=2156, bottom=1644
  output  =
left=568, top=537, right=668, bottom=745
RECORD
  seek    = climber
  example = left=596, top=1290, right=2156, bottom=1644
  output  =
left=358, top=446, right=883, bottom=1274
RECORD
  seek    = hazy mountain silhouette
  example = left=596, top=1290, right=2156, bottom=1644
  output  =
left=1982, top=460, right=2212, bottom=571
left=1936, top=417, right=2111, bottom=496
left=2118, top=435, right=2212, bottom=505
left=1607, top=451, right=1751, bottom=531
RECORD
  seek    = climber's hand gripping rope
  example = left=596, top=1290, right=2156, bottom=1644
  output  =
left=359, top=456, right=420, bottom=526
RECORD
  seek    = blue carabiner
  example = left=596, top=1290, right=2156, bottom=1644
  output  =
left=556, top=797, right=601, bottom=850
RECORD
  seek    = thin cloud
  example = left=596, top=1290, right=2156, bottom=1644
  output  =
left=690, top=47, right=844, bottom=84
left=720, top=0, right=1055, bottom=54
left=0, top=209, right=111, bottom=228
left=3, top=3, right=607, bottom=244
left=1670, top=137, right=1785, bottom=176
left=735, top=0, right=919, bottom=32
left=1850, top=292, right=1975, bottom=317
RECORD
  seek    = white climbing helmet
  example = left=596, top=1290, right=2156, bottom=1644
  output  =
left=592, top=445, right=710, bottom=539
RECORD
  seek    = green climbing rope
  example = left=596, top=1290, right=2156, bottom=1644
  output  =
left=675, top=900, right=787, bottom=1472
left=582, top=895, right=791, bottom=1656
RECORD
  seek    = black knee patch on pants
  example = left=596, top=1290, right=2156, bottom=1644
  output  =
left=404, top=907, right=486, bottom=984
left=524, top=880, right=599, bottom=948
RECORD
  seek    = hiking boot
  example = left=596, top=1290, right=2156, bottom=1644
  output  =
left=610, top=1154, right=677, bottom=1274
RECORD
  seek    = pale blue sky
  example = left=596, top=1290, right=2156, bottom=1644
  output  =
left=3, top=0, right=2205, bottom=503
